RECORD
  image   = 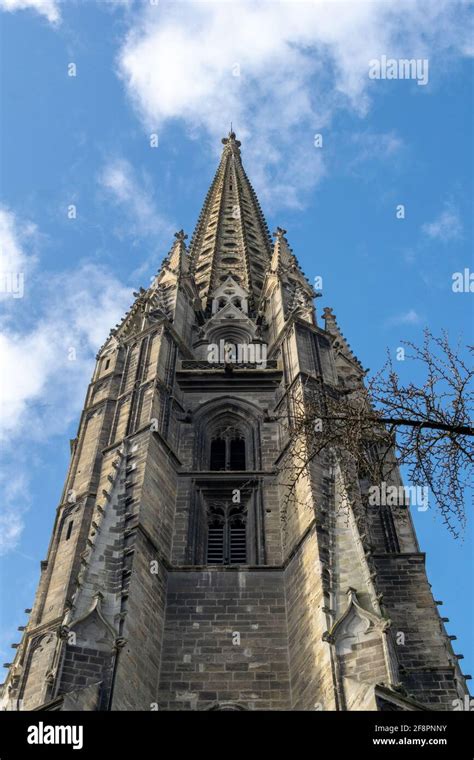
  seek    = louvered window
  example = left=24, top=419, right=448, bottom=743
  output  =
left=207, top=526, right=225, bottom=563
left=229, top=519, right=247, bottom=563
left=207, top=506, right=247, bottom=565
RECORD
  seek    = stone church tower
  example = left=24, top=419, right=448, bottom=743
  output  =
left=2, top=132, right=469, bottom=712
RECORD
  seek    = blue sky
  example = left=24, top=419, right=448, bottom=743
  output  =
left=0, top=0, right=473, bottom=685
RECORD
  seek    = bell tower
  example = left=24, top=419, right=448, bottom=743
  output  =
left=1, top=132, right=469, bottom=712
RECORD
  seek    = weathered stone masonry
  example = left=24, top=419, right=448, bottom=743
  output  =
left=1, top=132, right=470, bottom=712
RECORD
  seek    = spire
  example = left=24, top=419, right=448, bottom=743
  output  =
left=142, top=229, right=196, bottom=327
left=270, top=227, right=294, bottom=273
left=323, top=306, right=364, bottom=372
left=164, top=229, right=190, bottom=275
left=189, top=130, right=272, bottom=310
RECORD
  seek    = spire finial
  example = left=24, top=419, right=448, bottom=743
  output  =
left=174, top=229, right=188, bottom=243
left=222, top=129, right=241, bottom=149
left=323, top=306, right=336, bottom=322
left=273, top=227, right=287, bottom=240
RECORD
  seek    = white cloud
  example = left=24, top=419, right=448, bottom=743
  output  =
left=0, top=0, right=60, bottom=24
left=117, top=0, right=472, bottom=208
left=99, top=157, right=174, bottom=240
left=0, top=261, right=132, bottom=553
left=0, top=473, right=30, bottom=556
left=421, top=202, right=463, bottom=242
left=386, top=309, right=423, bottom=326
left=0, top=206, right=38, bottom=300
left=0, top=262, right=133, bottom=443
left=349, top=130, right=404, bottom=168
left=0, top=207, right=134, bottom=554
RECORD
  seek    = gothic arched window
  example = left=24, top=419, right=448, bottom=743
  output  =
left=210, top=437, right=226, bottom=470
left=230, top=438, right=246, bottom=470
left=206, top=505, right=247, bottom=565
left=209, top=431, right=246, bottom=470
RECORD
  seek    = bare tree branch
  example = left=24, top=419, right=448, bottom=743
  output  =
left=277, top=329, right=473, bottom=538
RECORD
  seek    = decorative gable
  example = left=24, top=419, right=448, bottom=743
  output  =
left=211, top=276, right=249, bottom=315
